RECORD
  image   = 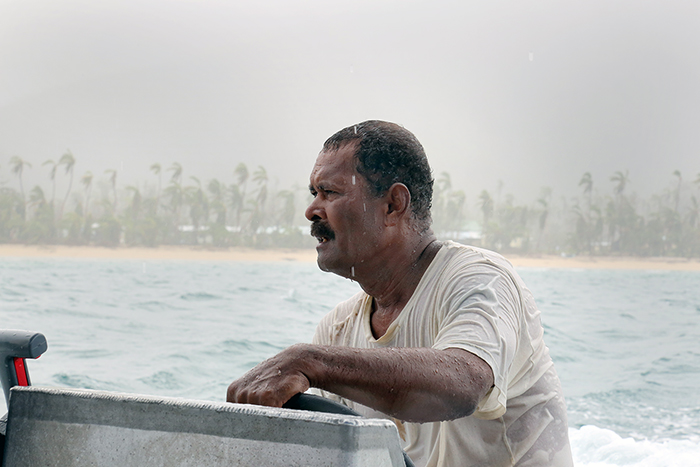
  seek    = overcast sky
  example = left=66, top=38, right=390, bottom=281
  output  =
left=2, top=0, right=699, bottom=207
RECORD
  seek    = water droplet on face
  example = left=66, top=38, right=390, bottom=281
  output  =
left=363, top=203, right=366, bottom=212
left=352, top=175, right=356, bottom=185
left=351, top=266, right=355, bottom=277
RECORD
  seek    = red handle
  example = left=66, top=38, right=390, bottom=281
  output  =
left=13, top=358, right=29, bottom=386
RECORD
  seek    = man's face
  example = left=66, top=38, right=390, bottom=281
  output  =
left=305, top=144, right=385, bottom=277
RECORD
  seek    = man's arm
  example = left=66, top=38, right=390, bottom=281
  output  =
left=226, top=344, right=494, bottom=423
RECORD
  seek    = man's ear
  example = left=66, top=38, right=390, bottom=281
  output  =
left=385, top=183, right=411, bottom=225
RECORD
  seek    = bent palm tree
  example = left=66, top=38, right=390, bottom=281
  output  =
left=9, top=156, right=32, bottom=220
left=104, top=169, right=118, bottom=212
left=42, top=159, right=58, bottom=209
left=579, top=172, right=593, bottom=214
left=250, top=166, right=268, bottom=235
left=59, top=150, right=76, bottom=224
left=610, top=170, right=629, bottom=197
left=150, top=163, right=162, bottom=216
left=478, top=190, right=494, bottom=247
left=168, top=162, right=182, bottom=185
left=672, top=170, right=682, bottom=213
left=81, top=171, right=94, bottom=242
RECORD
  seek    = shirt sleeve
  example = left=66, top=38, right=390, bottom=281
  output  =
left=431, top=263, right=522, bottom=420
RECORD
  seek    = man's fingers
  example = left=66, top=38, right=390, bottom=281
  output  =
left=228, top=386, right=281, bottom=407
left=227, top=372, right=310, bottom=407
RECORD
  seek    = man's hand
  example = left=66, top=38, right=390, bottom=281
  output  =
left=226, top=344, right=311, bottom=407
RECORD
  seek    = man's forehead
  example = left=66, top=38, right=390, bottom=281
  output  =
left=310, top=144, right=359, bottom=182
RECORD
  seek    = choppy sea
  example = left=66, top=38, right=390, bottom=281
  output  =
left=1, top=256, right=699, bottom=466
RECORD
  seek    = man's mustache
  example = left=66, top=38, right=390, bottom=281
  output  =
left=310, top=221, right=336, bottom=241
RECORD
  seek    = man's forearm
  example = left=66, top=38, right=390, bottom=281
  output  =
left=301, top=344, right=493, bottom=422
left=227, top=343, right=494, bottom=423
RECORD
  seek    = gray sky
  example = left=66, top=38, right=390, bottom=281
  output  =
left=2, top=0, right=699, bottom=207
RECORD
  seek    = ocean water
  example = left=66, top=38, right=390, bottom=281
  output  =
left=1, top=256, right=699, bottom=466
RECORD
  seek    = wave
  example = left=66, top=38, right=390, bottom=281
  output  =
left=570, top=426, right=700, bottom=467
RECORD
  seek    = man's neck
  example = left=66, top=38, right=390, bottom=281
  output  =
left=358, top=234, right=441, bottom=338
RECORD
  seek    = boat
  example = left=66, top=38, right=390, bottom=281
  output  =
left=0, top=330, right=412, bottom=466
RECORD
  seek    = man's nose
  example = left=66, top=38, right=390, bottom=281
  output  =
left=305, top=197, right=324, bottom=221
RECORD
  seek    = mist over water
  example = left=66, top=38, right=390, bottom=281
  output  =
left=2, top=257, right=699, bottom=466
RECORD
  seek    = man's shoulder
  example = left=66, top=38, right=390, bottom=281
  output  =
left=439, top=241, right=515, bottom=272
left=427, top=242, right=525, bottom=299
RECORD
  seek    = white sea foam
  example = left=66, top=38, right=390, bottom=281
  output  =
left=570, top=426, right=700, bottom=467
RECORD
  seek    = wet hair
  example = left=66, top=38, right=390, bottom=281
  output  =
left=322, top=120, right=434, bottom=230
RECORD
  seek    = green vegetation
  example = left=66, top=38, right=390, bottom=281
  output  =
left=2, top=154, right=700, bottom=257
left=1, top=156, right=312, bottom=249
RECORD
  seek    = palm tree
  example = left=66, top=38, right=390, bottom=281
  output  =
left=168, top=162, right=182, bottom=185
left=478, top=190, right=494, bottom=224
left=104, top=169, right=118, bottom=212
left=276, top=190, right=296, bottom=227
left=9, top=156, right=31, bottom=219
left=234, top=163, right=249, bottom=193
left=687, top=196, right=699, bottom=229
left=122, top=185, right=147, bottom=245
left=432, top=172, right=452, bottom=230
left=150, top=163, right=162, bottom=216
left=185, top=176, right=209, bottom=244
left=226, top=163, right=247, bottom=228
left=228, top=184, right=243, bottom=230
left=42, top=159, right=58, bottom=209
left=437, top=172, right=452, bottom=193
left=672, top=170, right=682, bottom=213
left=58, top=150, right=76, bottom=224
left=445, top=190, right=467, bottom=235
left=579, top=172, right=593, bottom=212
left=207, top=178, right=229, bottom=245
left=571, top=202, right=592, bottom=254
left=536, top=187, right=551, bottom=252
left=610, top=170, right=629, bottom=197
left=28, top=186, right=47, bottom=209
left=81, top=171, right=93, bottom=216
left=25, top=186, right=55, bottom=243
left=608, top=171, right=628, bottom=248
left=126, top=186, right=142, bottom=215
left=207, top=178, right=227, bottom=225
left=250, top=166, right=268, bottom=235
left=164, top=181, right=184, bottom=240
left=478, top=190, right=494, bottom=246
left=252, top=166, right=268, bottom=193
left=81, top=171, right=94, bottom=242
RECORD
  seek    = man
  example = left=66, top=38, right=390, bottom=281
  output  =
left=227, top=120, right=573, bottom=466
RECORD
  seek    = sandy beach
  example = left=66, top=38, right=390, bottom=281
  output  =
left=2, top=244, right=700, bottom=271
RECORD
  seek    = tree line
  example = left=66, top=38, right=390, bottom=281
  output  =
left=2, top=153, right=700, bottom=257
left=1, top=154, right=308, bottom=248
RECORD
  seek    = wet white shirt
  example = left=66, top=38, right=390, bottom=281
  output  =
left=312, top=241, right=573, bottom=466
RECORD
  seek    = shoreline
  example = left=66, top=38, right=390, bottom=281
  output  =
left=2, top=244, right=700, bottom=270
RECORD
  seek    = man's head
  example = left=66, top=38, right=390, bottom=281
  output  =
left=322, top=120, right=434, bottom=231
left=305, top=121, right=434, bottom=278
